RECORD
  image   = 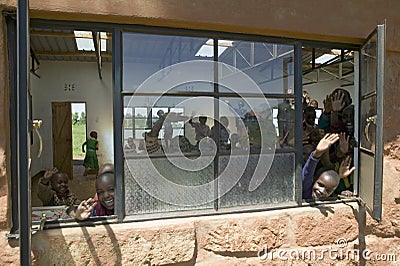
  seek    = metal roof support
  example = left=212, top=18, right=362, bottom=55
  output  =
left=92, top=31, right=102, bottom=79
left=30, top=47, right=40, bottom=78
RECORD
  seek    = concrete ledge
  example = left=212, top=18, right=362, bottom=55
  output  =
left=30, top=202, right=358, bottom=265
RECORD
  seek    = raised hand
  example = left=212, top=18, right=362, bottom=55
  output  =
left=42, top=167, right=58, bottom=184
left=332, top=91, right=346, bottom=112
left=338, top=156, right=356, bottom=179
left=338, top=132, right=350, bottom=156
left=73, top=198, right=97, bottom=220
left=323, top=95, right=332, bottom=113
left=313, top=133, right=339, bottom=158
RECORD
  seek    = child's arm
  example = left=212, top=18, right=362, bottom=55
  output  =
left=338, top=155, right=355, bottom=180
left=318, top=95, right=332, bottom=131
left=37, top=167, right=58, bottom=205
left=302, top=152, right=320, bottom=199
left=330, top=91, right=345, bottom=126
left=82, top=141, right=87, bottom=153
left=302, top=133, right=339, bottom=199
left=148, top=113, right=166, bottom=138
left=336, top=132, right=349, bottom=159
left=69, top=198, right=96, bottom=220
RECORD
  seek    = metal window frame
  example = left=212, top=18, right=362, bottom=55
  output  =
left=7, top=17, right=364, bottom=230
left=17, top=0, right=31, bottom=264
left=120, top=30, right=300, bottom=216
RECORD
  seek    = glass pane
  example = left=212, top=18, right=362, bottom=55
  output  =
left=360, top=34, right=377, bottom=96
left=123, top=95, right=215, bottom=155
left=359, top=152, right=375, bottom=209
left=358, top=24, right=384, bottom=222
left=218, top=153, right=295, bottom=208
left=123, top=33, right=213, bottom=93
left=360, top=95, right=377, bottom=152
left=218, top=40, right=294, bottom=94
left=124, top=157, right=214, bottom=214
left=219, top=97, right=294, bottom=152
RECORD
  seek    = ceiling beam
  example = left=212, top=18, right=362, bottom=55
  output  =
left=34, top=51, right=112, bottom=58
left=30, top=30, right=112, bottom=39
left=92, top=31, right=102, bottom=79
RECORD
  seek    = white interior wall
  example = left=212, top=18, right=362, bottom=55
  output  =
left=30, top=61, right=113, bottom=175
left=303, top=70, right=355, bottom=108
left=28, top=60, right=354, bottom=176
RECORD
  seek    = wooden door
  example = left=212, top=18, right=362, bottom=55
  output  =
left=52, top=102, right=73, bottom=179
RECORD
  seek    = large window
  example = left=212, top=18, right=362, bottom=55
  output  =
left=122, top=32, right=299, bottom=216
left=9, top=18, right=384, bottom=235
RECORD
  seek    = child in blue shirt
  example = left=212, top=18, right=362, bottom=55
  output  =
left=302, top=133, right=355, bottom=199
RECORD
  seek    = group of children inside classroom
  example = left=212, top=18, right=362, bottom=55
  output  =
left=37, top=88, right=357, bottom=221
left=301, top=88, right=356, bottom=200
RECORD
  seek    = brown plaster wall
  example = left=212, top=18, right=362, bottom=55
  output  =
left=0, top=10, right=19, bottom=266
left=1, top=0, right=400, bottom=45
left=0, top=6, right=10, bottom=229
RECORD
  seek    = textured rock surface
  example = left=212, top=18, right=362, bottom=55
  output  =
left=31, top=223, right=196, bottom=265
left=295, top=208, right=358, bottom=247
left=202, top=218, right=288, bottom=253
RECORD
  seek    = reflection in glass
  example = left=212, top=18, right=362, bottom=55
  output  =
left=218, top=40, right=294, bottom=94
left=220, top=97, right=294, bottom=151
left=123, top=95, right=215, bottom=155
left=121, top=33, right=298, bottom=215
left=124, top=159, right=214, bottom=215
left=360, top=95, right=377, bottom=152
left=360, top=36, right=377, bottom=97
left=123, top=33, right=212, bottom=92
left=219, top=153, right=295, bottom=208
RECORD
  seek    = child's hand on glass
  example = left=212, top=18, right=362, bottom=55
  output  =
left=314, top=133, right=339, bottom=158
left=338, top=132, right=350, bottom=156
left=74, top=198, right=97, bottom=220
left=338, top=156, right=356, bottom=179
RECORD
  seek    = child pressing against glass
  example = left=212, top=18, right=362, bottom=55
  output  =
left=302, top=133, right=355, bottom=199
left=38, top=167, right=80, bottom=206
left=82, top=130, right=99, bottom=176
left=70, top=172, right=114, bottom=220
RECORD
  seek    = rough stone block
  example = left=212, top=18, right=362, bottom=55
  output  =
left=201, top=218, right=288, bottom=254
left=31, top=222, right=196, bottom=265
left=295, top=209, right=358, bottom=247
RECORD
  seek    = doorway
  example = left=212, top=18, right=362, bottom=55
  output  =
left=52, top=102, right=73, bottom=180
left=71, top=102, right=87, bottom=161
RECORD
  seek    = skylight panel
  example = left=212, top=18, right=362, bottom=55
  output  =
left=195, top=39, right=233, bottom=57
left=74, top=30, right=107, bottom=52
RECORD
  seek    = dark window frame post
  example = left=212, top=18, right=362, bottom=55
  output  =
left=17, top=0, right=31, bottom=264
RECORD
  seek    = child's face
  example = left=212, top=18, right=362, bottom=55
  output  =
left=312, top=173, right=337, bottom=199
left=51, top=173, right=69, bottom=194
left=96, top=175, right=115, bottom=210
left=342, top=105, right=354, bottom=133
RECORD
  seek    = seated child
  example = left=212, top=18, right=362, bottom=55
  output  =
left=72, top=172, right=115, bottom=220
left=189, top=116, right=212, bottom=149
left=38, top=167, right=80, bottom=206
left=302, top=133, right=355, bottom=199
left=124, top=137, right=136, bottom=153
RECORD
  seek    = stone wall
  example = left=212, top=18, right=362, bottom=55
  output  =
left=26, top=203, right=363, bottom=265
